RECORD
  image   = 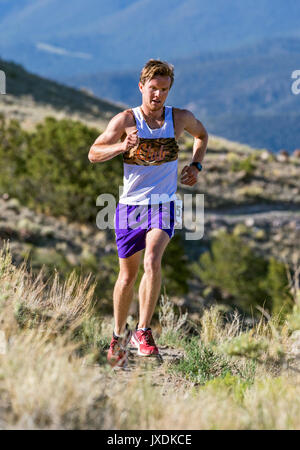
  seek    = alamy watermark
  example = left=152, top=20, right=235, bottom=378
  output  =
left=96, top=190, right=204, bottom=241
left=0, top=70, right=6, bottom=94
left=291, top=70, right=300, bottom=95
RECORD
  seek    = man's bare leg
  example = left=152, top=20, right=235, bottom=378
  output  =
left=113, top=250, right=142, bottom=336
left=138, top=228, right=170, bottom=329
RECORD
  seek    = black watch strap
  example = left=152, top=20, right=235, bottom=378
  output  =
left=190, top=162, right=202, bottom=172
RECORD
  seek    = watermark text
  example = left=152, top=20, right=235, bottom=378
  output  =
left=291, top=70, right=300, bottom=95
left=95, top=191, right=204, bottom=241
left=0, top=70, right=6, bottom=94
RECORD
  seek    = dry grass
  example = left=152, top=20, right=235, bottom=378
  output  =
left=158, top=290, right=189, bottom=344
left=208, top=134, right=259, bottom=155
left=105, top=370, right=300, bottom=430
left=0, top=333, right=107, bottom=429
left=0, top=242, right=300, bottom=429
left=0, top=242, right=110, bottom=429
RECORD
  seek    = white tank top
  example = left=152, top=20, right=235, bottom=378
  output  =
left=119, top=106, right=180, bottom=205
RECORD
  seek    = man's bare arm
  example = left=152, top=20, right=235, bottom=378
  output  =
left=183, top=110, right=208, bottom=164
left=88, top=111, right=138, bottom=163
left=180, top=110, right=208, bottom=186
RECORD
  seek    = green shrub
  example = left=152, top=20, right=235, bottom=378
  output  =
left=237, top=185, right=264, bottom=198
left=29, top=247, right=72, bottom=278
left=194, top=232, right=292, bottom=317
left=162, top=233, right=190, bottom=295
left=220, top=331, right=269, bottom=359
left=262, top=258, right=293, bottom=317
left=14, top=301, right=47, bottom=329
left=286, top=305, right=300, bottom=332
left=170, top=337, right=251, bottom=385
left=232, top=223, right=249, bottom=237
left=0, top=116, right=123, bottom=223
left=194, top=232, right=270, bottom=314
left=71, top=315, right=107, bottom=363
left=204, top=372, right=252, bottom=403
left=230, top=155, right=256, bottom=175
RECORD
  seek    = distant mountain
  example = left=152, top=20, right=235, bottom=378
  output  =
left=67, top=37, right=300, bottom=114
left=0, top=0, right=300, bottom=77
left=63, top=37, right=300, bottom=152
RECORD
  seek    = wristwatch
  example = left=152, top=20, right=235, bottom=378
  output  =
left=189, top=162, right=202, bottom=172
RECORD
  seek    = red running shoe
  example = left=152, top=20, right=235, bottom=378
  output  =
left=131, top=328, right=159, bottom=356
left=107, top=337, right=127, bottom=367
left=107, top=325, right=132, bottom=368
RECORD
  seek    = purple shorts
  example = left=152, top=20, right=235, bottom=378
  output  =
left=114, top=201, right=175, bottom=258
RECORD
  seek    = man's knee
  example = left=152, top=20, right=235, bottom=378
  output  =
left=117, top=271, right=138, bottom=288
left=144, top=253, right=161, bottom=275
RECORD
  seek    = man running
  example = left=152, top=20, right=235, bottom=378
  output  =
left=88, top=59, right=208, bottom=366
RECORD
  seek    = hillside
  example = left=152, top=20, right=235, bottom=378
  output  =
left=0, top=58, right=299, bottom=317
left=0, top=65, right=299, bottom=432
left=1, top=125, right=299, bottom=316
left=0, top=57, right=122, bottom=130
left=1, top=8, right=300, bottom=430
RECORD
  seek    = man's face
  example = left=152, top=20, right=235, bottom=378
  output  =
left=139, top=75, right=171, bottom=111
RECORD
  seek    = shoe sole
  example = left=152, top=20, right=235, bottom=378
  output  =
left=131, top=334, right=159, bottom=357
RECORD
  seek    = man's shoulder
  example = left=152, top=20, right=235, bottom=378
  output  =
left=113, top=108, right=136, bottom=127
left=173, top=107, right=194, bottom=118
left=172, top=107, right=194, bottom=126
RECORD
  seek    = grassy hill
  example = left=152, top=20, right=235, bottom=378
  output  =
left=0, top=56, right=299, bottom=318
left=0, top=103, right=299, bottom=318
left=0, top=56, right=299, bottom=430
left=0, top=57, right=122, bottom=130
left=0, top=243, right=299, bottom=429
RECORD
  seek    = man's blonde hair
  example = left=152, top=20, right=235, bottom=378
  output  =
left=139, top=59, right=174, bottom=88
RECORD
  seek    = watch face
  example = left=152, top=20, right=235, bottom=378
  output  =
left=191, top=162, right=202, bottom=171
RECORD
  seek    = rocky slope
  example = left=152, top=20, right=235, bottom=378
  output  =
left=176, top=135, right=300, bottom=262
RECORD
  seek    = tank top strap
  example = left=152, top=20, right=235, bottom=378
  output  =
left=164, top=106, right=175, bottom=138
left=131, top=107, right=143, bottom=132
left=131, top=105, right=175, bottom=139
left=164, top=105, right=172, bottom=121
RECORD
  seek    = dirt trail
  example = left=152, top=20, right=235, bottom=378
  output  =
left=126, top=345, right=183, bottom=370
left=107, top=345, right=185, bottom=390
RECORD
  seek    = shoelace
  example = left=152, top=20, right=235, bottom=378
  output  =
left=142, top=329, right=155, bottom=346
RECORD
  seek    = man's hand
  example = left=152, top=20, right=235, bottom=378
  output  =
left=180, top=165, right=199, bottom=186
left=121, top=129, right=139, bottom=153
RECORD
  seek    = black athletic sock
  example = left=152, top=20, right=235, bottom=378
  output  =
left=113, top=323, right=131, bottom=340
left=113, top=331, right=120, bottom=340
left=136, top=322, right=152, bottom=331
